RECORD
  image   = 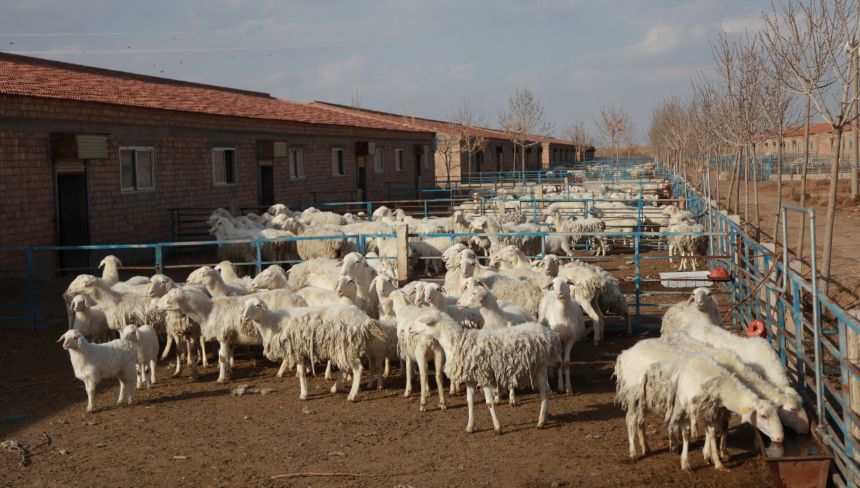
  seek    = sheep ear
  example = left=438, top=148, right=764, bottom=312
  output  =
left=115, top=257, right=123, bottom=267
left=566, top=279, right=575, bottom=286
left=98, top=259, right=105, bottom=269
left=439, top=286, right=447, bottom=294
left=57, top=334, right=66, bottom=343
left=740, top=406, right=753, bottom=424
left=687, top=295, right=696, bottom=304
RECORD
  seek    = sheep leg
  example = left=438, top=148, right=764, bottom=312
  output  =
left=434, top=349, right=446, bottom=410
left=148, top=359, right=156, bottom=386
left=465, top=384, right=476, bottom=433
left=199, top=338, right=209, bottom=367
left=680, top=427, right=692, bottom=473
left=125, top=368, right=136, bottom=404
left=161, top=333, right=175, bottom=361
left=638, top=419, right=650, bottom=455
left=346, top=358, right=363, bottom=402
left=297, top=360, right=308, bottom=400
left=324, top=361, right=333, bottom=381
left=668, top=241, right=675, bottom=264
left=707, top=427, right=729, bottom=471
left=217, top=341, right=231, bottom=383
left=185, top=340, right=193, bottom=366
left=383, top=358, right=390, bottom=378
left=403, top=358, right=413, bottom=398
left=416, top=354, right=429, bottom=412
left=626, top=412, right=639, bottom=458
left=187, top=338, right=199, bottom=380
left=483, top=386, right=502, bottom=434
left=563, top=339, right=574, bottom=394
left=117, top=379, right=126, bottom=406
left=719, top=412, right=730, bottom=460
left=508, top=388, right=516, bottom=407
left=276, top=359, right=290, bottom=378
left=172, top=340, right=183, bottom=378
left=84, top=379, right=96, bottom=413
left=135, top=364, right=144, bottom=389
left=536, top=368, right=549, bottom=428
left=556, top=362, right=564, bottom=393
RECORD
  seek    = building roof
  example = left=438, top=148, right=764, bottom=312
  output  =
left=0, top=52, right=430, bottom=134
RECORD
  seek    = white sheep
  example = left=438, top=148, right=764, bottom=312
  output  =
left=58, top=329, right=138, bottom=413
left=240, top=297, right=369, bottom=401
left=538, top=256, right=606, bottom=344
left=251, top=264, right=290, bottom=291
left=660, top=287, right=721, bottom=335
left=455, top=284, right=534, bottom=328
left=286, top=258, right=342, bottom=290
left=296, top=226, right=347, bottom=260
left=146, top=274, right=208, bottom=376
left=119, top=324, right=159, bottom=389
left=667, top=222, right=706, bottom=271
left=538, top=278, right=586, bottom=394
left=186, top=266, right=250, bottom=296
left=70, top=294, right=112, bottom=343
left=407, top=311, right=561, bottom=433
left=66, top=275, right=160, bottom=332
left=614, top=339, right=784, bottom=471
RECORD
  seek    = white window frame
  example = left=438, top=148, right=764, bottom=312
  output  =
left=212, top=147, right=237, bottom=185
left=374, top=148, right=384, bottom=174
left=119, top=146, right=155, bottom=193
left=395, top=148, right=404, bottom=172
left=289, top=147, right=306, bottom=180
left=332, top=148, right=345, bottom=176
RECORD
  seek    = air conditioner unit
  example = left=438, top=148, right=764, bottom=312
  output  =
left=273, top=141, right=288, bottom=158
left=75, top=134, right=109, bottom=159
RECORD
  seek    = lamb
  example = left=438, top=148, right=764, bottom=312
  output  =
left=58, top=329, right=138, bottom=413
left=240, top=297, right=369, bottom=401
left=70, top=294, right=112, bottom=343
left=660, top=287, right=721, bottom=335
left=666, top=222, right=706, bottom=271
left=456, top=284, right=534, bottom=328
left=146, top=275, right=206, bottom=378
left=407, top=311, right=561, bottom=433
left=119, top=324, right=159, bottom=389
left=538, top=278, right=587, bottom=394
left=663, top=332, right=810, bottom=435
left=614, top=339, right=784, bottom=471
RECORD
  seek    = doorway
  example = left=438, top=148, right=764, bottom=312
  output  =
left=55, top=163, right=90, bottom=270
left=259, top=161, right=274, bottom=207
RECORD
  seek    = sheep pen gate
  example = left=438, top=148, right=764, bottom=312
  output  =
left=1, top=160, right=858, bottom=485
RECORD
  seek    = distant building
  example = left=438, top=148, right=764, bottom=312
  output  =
left=760, top=123, right=855, bottom=161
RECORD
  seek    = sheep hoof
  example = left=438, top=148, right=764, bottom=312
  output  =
left=347, top=396, right=356, bottom=402
left=419, top=404, right=426, bottom=412
left=715, top=466, right=731, bottom=472
left=172, top=371, right=181, bottom=378
left=681, top=465, right=693, bottom=474
left=329, top=385, right=338, bottom=394
left=216, top=378, right=229, bottom=384
left=465, top=427, right=474, bottom=433
left=536, top=422, right=545, bottom=429
left=299, top=394, right=307, bottom=400
left=494, top=429, right=502, bottom=435
left=439, top=403, right=447, bottom=411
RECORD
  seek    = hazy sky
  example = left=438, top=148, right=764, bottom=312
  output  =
left=2, top=0, right=769, bottom=143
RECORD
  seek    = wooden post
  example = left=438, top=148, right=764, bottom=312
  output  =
left=396, top=224, right=410, bottom=285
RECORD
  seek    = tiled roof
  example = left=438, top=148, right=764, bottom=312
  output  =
left=0, top=52, right=429, bottom=134
left=311, top=101, right=576, bottom=146
left=779, top=122, right=855, bottom=138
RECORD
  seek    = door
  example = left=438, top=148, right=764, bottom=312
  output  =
left=56, top=169, right=90, bottom=270
left=357, top=167, right=367, bottom=200
left=259, top=162, right=274, bottom=206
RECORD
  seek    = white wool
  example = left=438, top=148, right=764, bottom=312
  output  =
left=120, top=324, right=159, bottom=389
left=58, top=329, right=138, bottom=413
left=70, top=294, right=112, bottom=343
left=660, top=287, right=721, bottom=335
left=538, top=277, right=587, bottom=394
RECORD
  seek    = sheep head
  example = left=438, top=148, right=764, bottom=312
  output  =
left=58, top=329, right=85, bottom=350
left=456, top=285, right=487, bottom=308
left=156, top=288, right=185, bottom=313
left=548, top=277, right=574, bottom=300
left=688, top=287, right=715, bottom=312
left=539, top=255, right=560, bottom=277
left=372, top=206, right=392, bottom=221
left=252, top=265, right=287, bottom=291
left=214, top=260, right=235, bottom=275
left=776, top=388, right=810, bottom=434
left=119, top=324, right=140, bottom=342
left=407, top=312, right=447, bottom=338
left=146, top=275, right=174, bottom=298
left=240, top=297, right=267, bottom=324
left=419, top=283, right=445, bottom=308
left=268, top=204, right=289, bottom=217
left=441, top=244, right=467, bottom=269
left=71, top=294, right=93, bottom=312
left=370, top=273, right=398, bottom=299
left=186, top=266, right=215, bottom=286
left=742, top=400, right=784, bottom=444
left=335, top=276, right=357, bottom=299
left=67, top=274, right=100, bottom=296
left=98, top=255, right=122, bottom=270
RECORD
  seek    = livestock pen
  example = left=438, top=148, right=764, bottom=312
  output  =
left=0, top=160, right=854, bottom=487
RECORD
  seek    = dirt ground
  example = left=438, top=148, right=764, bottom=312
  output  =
left=0, top=326, right=775, bottom=488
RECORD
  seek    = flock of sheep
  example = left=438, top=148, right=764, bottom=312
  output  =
left=54, top=171, right=801, bottom=472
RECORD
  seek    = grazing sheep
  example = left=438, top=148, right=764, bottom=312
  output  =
left=240, top=298, right=369, bottom=401
left=660, top=287, right=721, bottom=335
left=538, top=278, right=587, bottom=394
left=615, top=339, right=784, bottom=471
left=407, top=311, right=561, bottom=433
left=58, top=329, right=138, bottom=413
left=120, top=324, right=159, bottom=389
left=70, top=294, right=112, bottom=343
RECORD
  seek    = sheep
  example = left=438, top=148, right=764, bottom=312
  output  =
left=538, top=256, right=606, bottom=345
left=62, top=256, right=149, bottom=328
left=370, top=273, right=399, bottom=322
left=538, top=278, right=587, bottom=394
left=417, top=282, right=484, bottom=329
left=409, top=237, right=454, bottom=275
left=58, top=329, right=138, bottom=413
left=240, top=297, right=369, bottom=401
left=214, top=260, right=254, bottom=288
left=70, top=294, right=112, bottom=343
left=298, top=208, right=347, bottom=226
left=365, top=251, right=397, bottom=277
left=666, top=222, right=706, bottom=271
left=146, top=274, right=209, bottom=374
left=488, top=245, right=531, bottom=271
left=390, top=290, right=447, bottom=412
left=614, top=339, right=784, bottom=471
left=407, top=311, right=561, bottom=433
left=186, top=266, right=250, bottom=297
left=286, top=258, right=342, bottom=290
left=295, top=226, right=346, bottom=260
left=456, top=284, right=534, bottom=328
left=66, top=275, right=160, bottom=332
left=119, top=324, right=159, bottom=389
left=469, top=215, right=542, bottom=257
left=663, top=332, right=810, bottom=435
left=660, top=287, right=721, bottom=335
left=450, top=253, right=545, bottom=317
left=339, top=252, right=378, bottom=317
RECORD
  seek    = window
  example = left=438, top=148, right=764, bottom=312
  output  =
left=395, top=149, right=404, bottom=171
left=119, top=147, right=154, bottom=192
left=332, top=148, right=345, bottom=176
left=422, top=145, right=431, bottom=169
left=213, top=148, right=237, bottom=185
left=374, top=148, right=384, bottom=174
left=289, top=147, right=305, bottom=180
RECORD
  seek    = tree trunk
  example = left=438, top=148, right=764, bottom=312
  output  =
left=521, top=144, right=526, bottom=181
left=822, top=126, right=844, bottom=294
left=797, top=94, right=811, bottom=268
left=744, top=148, right=750, bottom=233
left=727, top=148, right=740, bottom=214
left=752, top=143, right=761, bottom=242
left=854, top=51, right=859, bottom=200
left=774, top=133, right=784, bottom=248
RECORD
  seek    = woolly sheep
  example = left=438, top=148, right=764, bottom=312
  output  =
left=614, top=339, right=784, bottom=471
left=456, top=284, right=533, bottom=328
left=70, top=294, right=112, bottom=343
left=286, top=258, right=342, bottom=290
left=66, top=275, right=160, bottom=332
left=295, top=226, right=346, bottom=260
left=537, top=256, right=606, bottom=344
left=660, top=287, right=721, bottom=335
left=58, top=329, right=138, bottom=413
left=667, top=222, right=706, bottom=271
left=407, top=311, right=561, bottom=433
left=146, top=274, right=209, bottom=374
left=187, top=266, right=250, bottom=297
left=538, top=278, right=586, bottom=394
left=120, top=324, right=159, bottom=389
left=240, top=298, right=369, bottom=401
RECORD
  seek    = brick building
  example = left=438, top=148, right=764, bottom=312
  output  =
left=309, top=102, right=580, bottom=186
left=0, top=53, right=435, bottom=255
left=760, top=123, right=855, bottom=161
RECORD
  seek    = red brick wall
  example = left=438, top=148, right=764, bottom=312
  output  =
left=0, top=94, right=435, bottom=247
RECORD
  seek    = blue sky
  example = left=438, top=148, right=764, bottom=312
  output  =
left=2, top=0, right=768, bottom=143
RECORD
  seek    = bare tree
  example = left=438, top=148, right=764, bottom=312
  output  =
left=435, top=130, right=460, bottom=189
left=564, top=121, right=593, bottom=161
left=450, top=98, right=487, bottom=182
left=594, top=104, right=633, bottom=164
left=498, top=87, right=554, bottom=178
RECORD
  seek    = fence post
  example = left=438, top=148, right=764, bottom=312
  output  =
left=366, top=201, right=373, bottom=221
left=27, top=249, right=36, bottom=331
left=395, top=225, right=410, bottom=286
left=255, top=240, right=263, bottom=275
left=634, top=231, right=641, bottom=323
left=154, top=244, right=163, bottom=275
left=423, top=200, right=428, bottom=219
